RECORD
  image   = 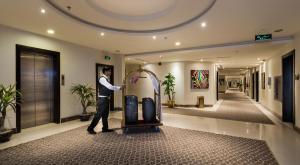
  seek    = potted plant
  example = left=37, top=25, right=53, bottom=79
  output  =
left=70, top=84, right=96, bottom=121
left=162, top=73, right=176, bottom=108
left=0, top=84, right=21, bottom=143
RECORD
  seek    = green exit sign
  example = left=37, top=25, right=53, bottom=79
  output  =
left=255, top=34, right=272, bottom=41
left=104, top=55, right=111, bottom=61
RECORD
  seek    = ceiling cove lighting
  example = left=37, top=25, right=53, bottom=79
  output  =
left=40, top=8, right=46, bottom=14
left=47, top=29, right=55, bottom=34
left=152, top=36, right=157, bottom=40
left=201, top=22, right=207, bottom=28
left=175, top=42, right=181, bottom=46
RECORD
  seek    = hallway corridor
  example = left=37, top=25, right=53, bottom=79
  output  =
left=163, top=90, right=273, bottom=124
left=217, top=90, right=273, bottom=124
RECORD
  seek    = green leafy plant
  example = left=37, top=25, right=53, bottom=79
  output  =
left=162, top=73, right=176, bottom=101
left=70, top=84, right=96, bottom=115
left=0, top=84, right=21, bottom=131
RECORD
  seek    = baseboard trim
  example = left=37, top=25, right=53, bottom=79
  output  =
left=11, top=128, right=18, bottom=134
left=162, top=103, right=213, bottom=108
left=61, top=115, right=80, bottom=123
left=114, top=107, right=122, bottom=111
left=259, top=104, right=282, bottom=121
left=294, top=126, right=300, bottom=134
left=137, top=102, right=213, bottom=108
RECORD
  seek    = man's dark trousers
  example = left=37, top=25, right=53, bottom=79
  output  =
left=88, top=97, right=109, bottom=131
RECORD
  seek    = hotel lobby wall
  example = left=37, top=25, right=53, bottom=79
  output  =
left=258, top=41, right=300, bottom=128
left=295, top=32, right=300, bottom=128
left=125, top=61, right=217, bottom=106
left=0, top=25, right=124, bottom=129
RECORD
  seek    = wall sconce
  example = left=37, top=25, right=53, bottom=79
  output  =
left=61, top=74, right=65, bottom=86
left=295, top=74, right=300, bottom=80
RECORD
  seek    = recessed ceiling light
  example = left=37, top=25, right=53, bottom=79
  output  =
left=159, top=55, right=162, bottom=58
left=40, top=8, right=46, bottom=14
left=152, top=36, right=157, bottom=40
left=257, top=58, right=260, bottom=60
left=201, top=22, right=207, bottom=28
left=100, top=32, right=105, bottom=36
left=200, top=59, right=204, bottom=62
left=47, top=29, right=55, bottom=34
left=127, top=58, right=131, bottom=60
left=143, top=62, right=147, bottom=64
left=175, top=42, right=181, bottom=46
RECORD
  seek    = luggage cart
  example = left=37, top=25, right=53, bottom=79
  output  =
left=121, top=68, right=163, bottom=132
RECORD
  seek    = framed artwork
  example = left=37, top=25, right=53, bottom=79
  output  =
left=268, top=77, right=271, bottom=86
left=274, top=76, right=282, bottom=102
left=261, top=72, right=265, bottom=89
left=191, top=70, right=209, bottom=89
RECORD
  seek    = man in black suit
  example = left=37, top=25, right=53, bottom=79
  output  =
left=87, top=67, right=123, bottom=134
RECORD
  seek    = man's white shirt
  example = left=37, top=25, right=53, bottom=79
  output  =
left=99, top=74, right=121, bottom=97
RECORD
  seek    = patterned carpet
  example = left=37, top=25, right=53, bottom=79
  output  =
left=0, top=124, right=277, bottom=165
left=163, top=92, right=274, bottom=124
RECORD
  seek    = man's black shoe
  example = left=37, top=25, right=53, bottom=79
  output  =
left=87, top=128, right=97, bottom=134
left=102, top=129, right=114, bottom=133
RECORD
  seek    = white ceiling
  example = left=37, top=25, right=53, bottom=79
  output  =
left=0, top=0, right=299, bottom=68
left=125, top=41, right=292, bottom=68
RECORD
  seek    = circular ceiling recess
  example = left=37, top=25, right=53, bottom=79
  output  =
left=46, top=0, right=216, bottom=33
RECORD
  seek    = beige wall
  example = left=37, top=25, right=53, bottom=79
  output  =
left=294, top=32, right=300, bottom=128
left=258, top=42, right=299, bottom=127
left=0, top=25, right=124, bottom=129
left=125, top=61, right=217, bottom=106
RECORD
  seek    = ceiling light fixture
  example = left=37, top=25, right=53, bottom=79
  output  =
left=257, top=58, right=260, bottom=60
left=159, top=55, right=162, bottom=58
left=175, top=42, right=181, bottom=46
left=200, top=59, right=204, bottom=62
left=152, top=36, right=157, bottom=40
left=47, top=29, right=55, bottom=34
left=100, top=32, right=105, bottom=36
left=201, top=22, right=207, bottom=28
left=40, top=8, right=46, bottom=14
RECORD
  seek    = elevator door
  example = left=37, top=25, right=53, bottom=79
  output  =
left=20, top=52, right=54, bottom=129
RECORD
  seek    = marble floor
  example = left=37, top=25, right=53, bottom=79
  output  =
left=1, top=95, right=300, bottom=165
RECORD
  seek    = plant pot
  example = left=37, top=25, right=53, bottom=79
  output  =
left=168, top=100, right=175, bottom=108
left=80, top=114, right=91, bottom=121
left=0, top=129, right=14, bottom=143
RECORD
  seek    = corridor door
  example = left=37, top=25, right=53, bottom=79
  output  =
left=282, top=50, right=295, bottom=123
